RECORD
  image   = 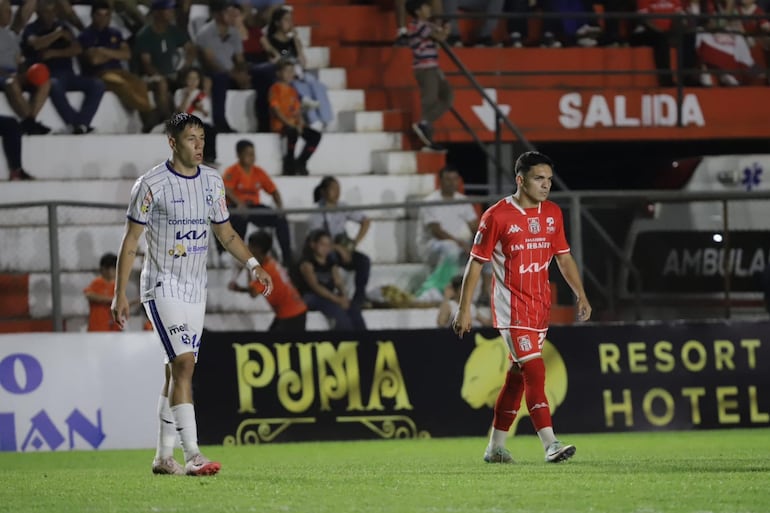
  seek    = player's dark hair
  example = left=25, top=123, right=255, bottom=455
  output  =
left=406, top=0, right=429, bottom=17
left=165, top=112, right=204, bottom=140
left=515, top=151, right=554, bottom=176
left=301, top=229, right=331, bottom=261
left=236, top=139, right=254, bottom=155
left=438, top=165, right=459, bottom=179
left=99, top=253, right=117, bottom=269
left=313, top=176, right=338, bottom=203
left=267, top=6, right=291, bottom=37
left=91, top=0, right=111, bottom=13
left=248, top=231, right=273, bottom=254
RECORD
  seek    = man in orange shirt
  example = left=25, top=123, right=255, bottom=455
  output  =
left=222, top=139, right=293, bottom=265
left=230, top=231, right=307, bottom=332
left=269, top=58, right=321, bottom=176
left=83, top=253, right=121, bottom=331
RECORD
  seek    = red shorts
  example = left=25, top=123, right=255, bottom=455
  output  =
left=500, top=328, right=547, bottom=364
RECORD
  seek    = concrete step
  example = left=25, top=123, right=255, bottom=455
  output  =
left=3, top=131, right=405, bottom=183
left=305, top=46, right=331, bottom=70
left=314, top=67, right=348, bottom=90
left=372, top=150, right=448, bottom=175
left=333, top=109, right=408, bottom=133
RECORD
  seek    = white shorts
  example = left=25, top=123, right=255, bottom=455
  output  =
left=143, top=298, right=206, bottom=364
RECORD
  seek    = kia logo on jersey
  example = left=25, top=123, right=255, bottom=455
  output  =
left=528, top=218, right=541, bottom=234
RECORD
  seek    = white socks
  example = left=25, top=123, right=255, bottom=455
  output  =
left=171, top=403, right=200, bottom=463
left=537, top=427, right=557, bottom=450
left=488, top=428, right=508, bottom=449
left=155, top=396, right=177, bottom=459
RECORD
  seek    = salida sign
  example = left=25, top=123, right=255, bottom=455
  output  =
left=449, top=88, right=770, bottom=142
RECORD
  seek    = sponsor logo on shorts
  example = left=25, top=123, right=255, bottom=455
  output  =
left=517, top=335, right=532, bottom=352
left=168, top=323, right=188, bottom=335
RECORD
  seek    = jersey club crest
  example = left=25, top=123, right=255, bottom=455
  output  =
left=527, top=217, right=541, bottom=234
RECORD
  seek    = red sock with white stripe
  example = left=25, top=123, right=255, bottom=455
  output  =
left=489, top=368, right=525, bottom=448
left=521, top=358, right=557, bottom=449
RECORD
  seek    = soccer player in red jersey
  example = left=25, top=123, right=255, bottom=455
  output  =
left=453, top=151, right=592, bottom=464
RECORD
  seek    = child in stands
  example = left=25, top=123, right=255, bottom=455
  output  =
left=84, top=253, right=121, bottom=332
left=269, top=58, right=321, bottom=175
left=406, top=0, right=452, bottom=151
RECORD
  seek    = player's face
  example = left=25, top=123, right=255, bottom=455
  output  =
left=170, top=125, right=205, bottom=168
left=518, top=164, right=553, bottom=203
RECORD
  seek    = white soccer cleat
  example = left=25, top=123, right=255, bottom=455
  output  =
left=151, top=456, right=185, bottom=476
left=185, top=453, right=222, bottom=476
left=483, top=446, right=515, bottom=464
left=545, top=441, right=576, bottom=463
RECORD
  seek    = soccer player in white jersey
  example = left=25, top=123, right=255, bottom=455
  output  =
left=453, top=151, right=592, bottom=464
left=111, top=113, right=273, bottom=477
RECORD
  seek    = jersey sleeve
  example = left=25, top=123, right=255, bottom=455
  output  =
left=126, top=177, right=152, bottom=225
left=259, top=168, right=277, bottom=195
left=209, top=175, right=230, bottom=224
left=470, top=208, right=499, bottom=262
left=553, top=207, right=570, bottom=254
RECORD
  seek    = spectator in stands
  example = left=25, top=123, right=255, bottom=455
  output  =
left=503, top=0, right=532, bottom=47
left=394, top=0, right=442, bottom=45
left=107, top=0, right=150, bottom=35
left=174, top=67, right=217, bottom=165
left=269, top=58, right=322, bottom=175
left=307, top=176, right=372, bottom=309
left=296, top=229, right=367, bottom=331
left=229, top=231, right=307, bottom=332
left=0, top=0, right=51, bottom=135
left=592, top=0, right=636, bottom=46
left=133, top=0, right=194, bottom=128
left=84, top=253, right=122, bottom=332
left=407, top=0, right=453, bottom=150
left=691, top=0, right=762, bottom=86
left=415, top=165, right=479, bottom=299
left=549, top=0, right=603, bottom=47
left=21, top=0, right=107, bottom=134
left=0, top=115, right=34, bottom=180
left=52, top=0, right=86, bottom=31
left=261, top=6, right=334, bottom=129
left=236, top=2, right=269, bottom=64
left=443, top=0, right=505, bottom=46
left=221, top=139, right=293, bottom=265
left=195, top=0, right=251, bottom=133
left=631, top=0, right=699, bottom=87
left=437, top=275, right=491, bottom=326
left=245, top=0, right=285, bottom=26
left=79, top=1, right=157, bottom=133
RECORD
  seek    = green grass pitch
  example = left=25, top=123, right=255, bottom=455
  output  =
left=1, top=429, right=768, bottom=513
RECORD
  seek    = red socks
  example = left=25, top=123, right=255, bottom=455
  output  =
left=521, top=357, right=553, bottom=431
left=492, top=367, right=525, bottom=431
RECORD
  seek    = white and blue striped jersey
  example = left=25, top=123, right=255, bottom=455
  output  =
left=127, top=161, right=229, bottom=303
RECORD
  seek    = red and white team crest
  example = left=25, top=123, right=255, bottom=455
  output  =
left=517, top=334, right=532, bottom=352
left=527, top=218, right=541, bottom=234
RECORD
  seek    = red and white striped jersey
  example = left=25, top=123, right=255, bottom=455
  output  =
left=470, top=196, right=570, bottom=331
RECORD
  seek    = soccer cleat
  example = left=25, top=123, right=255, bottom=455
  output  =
left=545, top=441, right=576, bottom=463
left=483, top=446, right=514, bottom=464
left=185, top=453, right=222, bottom=476
left=151, top=456, right=185, bottom=475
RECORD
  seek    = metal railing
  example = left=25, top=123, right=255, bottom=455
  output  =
left=2, top=189, right=768, bottom=331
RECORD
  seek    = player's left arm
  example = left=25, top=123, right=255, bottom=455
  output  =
left=212, top=221, right=273, bottom=296
left=554, top=252, right=592, bottom=322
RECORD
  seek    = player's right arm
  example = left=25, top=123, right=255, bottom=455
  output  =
left=453, top=257, right=484, bottom=338
left=111, top=220, right=144, bottom=329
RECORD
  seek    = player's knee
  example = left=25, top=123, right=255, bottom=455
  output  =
left=170, top=352, right=196, bottom=379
